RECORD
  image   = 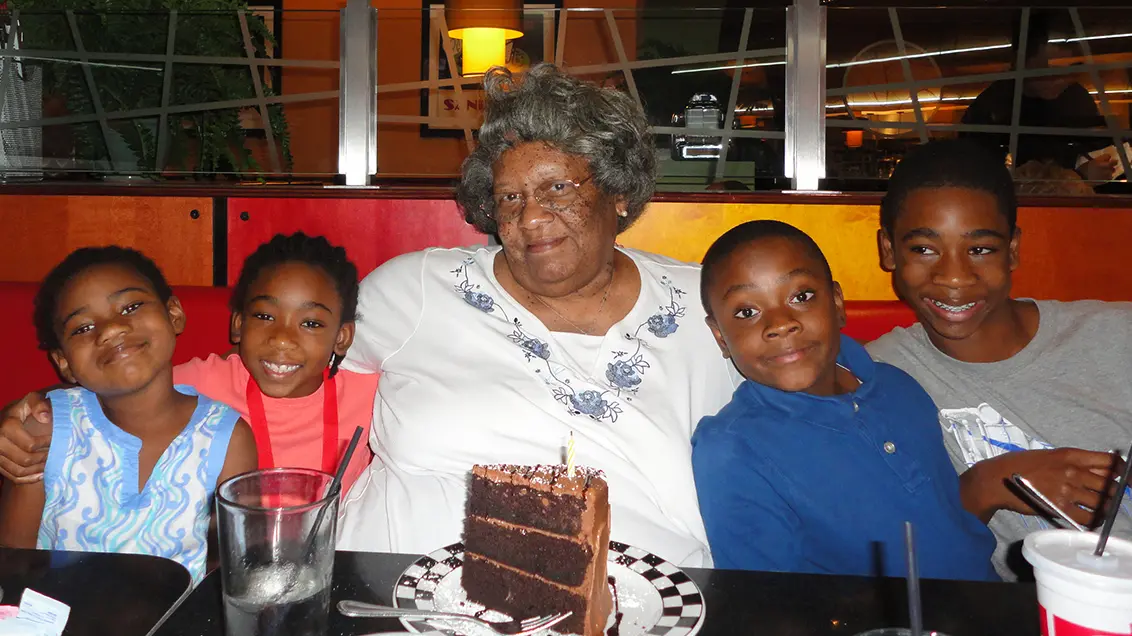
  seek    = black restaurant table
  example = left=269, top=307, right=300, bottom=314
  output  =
left=154, top=550, right=1040, bottom=636
left=0, top=547, right=193, bottom=636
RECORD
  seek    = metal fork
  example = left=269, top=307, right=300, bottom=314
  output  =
left=338, top=600, right=572, bottom=636
left=1011, top=473, right=1088, bottom=532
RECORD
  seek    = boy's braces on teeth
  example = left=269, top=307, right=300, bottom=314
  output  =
left=932, top=299, right=976, bottom=312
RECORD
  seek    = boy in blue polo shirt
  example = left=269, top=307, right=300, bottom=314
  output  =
left=692, top=220, right=997, bottom=581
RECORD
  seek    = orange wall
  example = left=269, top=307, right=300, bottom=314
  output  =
left=375, top=0, right=463, bottom=176
left=281, top=5, right=343, bottom=175
left=0, top=196, right=214, bottom=286
left=558, top=1, right=639, bottom=68
left=618, top=202, right=1132, bottom=302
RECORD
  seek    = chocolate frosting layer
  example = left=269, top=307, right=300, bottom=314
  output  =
left=469, top=464, right=609, bottom=538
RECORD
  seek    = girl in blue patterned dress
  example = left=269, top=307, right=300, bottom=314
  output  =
left=0, top=247, right=257, bottom=584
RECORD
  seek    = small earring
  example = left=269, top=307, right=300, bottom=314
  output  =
left=617, top=209, right=628, bottom=218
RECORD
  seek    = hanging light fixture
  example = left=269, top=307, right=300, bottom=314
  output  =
left=445, top=0, right=524, bottom=76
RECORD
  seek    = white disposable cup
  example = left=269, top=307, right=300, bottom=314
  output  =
left=1023, top=529, right=1132, bottom=636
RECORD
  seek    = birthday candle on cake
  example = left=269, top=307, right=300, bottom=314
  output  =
left=566, top=432, right=576, bottom=479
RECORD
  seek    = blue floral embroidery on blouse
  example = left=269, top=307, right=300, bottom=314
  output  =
left=465, top=291, right=495, bottom=312
left=513, top=332, right=551, bottom=360
left=647, top=312, right=679, bottom=338
left=603, top=276, right=686, bottom=401
left=567, top=390, right=612, bottom=418
left=452, top=263, right=496, bottom=313
left=605, top=359, right=643, bottom=389
left=451, top=257, right=622, bottom=423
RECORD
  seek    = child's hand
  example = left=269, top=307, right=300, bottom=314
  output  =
left=963, top=448, right=1124, bottom=526
left=0, top=393, right=53, bottom=483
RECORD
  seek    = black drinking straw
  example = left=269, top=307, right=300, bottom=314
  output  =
left=905, top=522, right=922, bottom=636
left=303, top=425, right=365, bottom=560
left=1094, top=441, right=1132, bottom=557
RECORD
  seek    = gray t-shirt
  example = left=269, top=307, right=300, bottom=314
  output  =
left=867, top=300, right=1132, bottom=581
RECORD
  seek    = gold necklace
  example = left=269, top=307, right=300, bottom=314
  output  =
left=533, top=266, right=614, bottom=336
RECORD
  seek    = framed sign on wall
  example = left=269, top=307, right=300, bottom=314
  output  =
left=418, top=2, right=558, bottom=137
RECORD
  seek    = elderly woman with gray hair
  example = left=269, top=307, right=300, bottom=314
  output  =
left=336, top=63, right=735, bottom=566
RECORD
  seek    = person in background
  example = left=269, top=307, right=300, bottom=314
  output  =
left=0, top=247, right=257, bottom=584
left=961, top=10, right=1117, bottom=188
left=867, top=139, right=1130, bottom=581
left=692, top=220, right=996, bottom=581
left=0, top=233, right=377, bottom=495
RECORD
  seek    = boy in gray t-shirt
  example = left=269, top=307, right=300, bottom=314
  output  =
left=864, top=140, right=1131, bottom=581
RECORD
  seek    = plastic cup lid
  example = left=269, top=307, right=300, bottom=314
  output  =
left=1023, top=529, right=1132, bottom=584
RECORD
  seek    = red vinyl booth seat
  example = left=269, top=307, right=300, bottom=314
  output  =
left=841, top=300, right=918, bottom=343
left=1, top=282, right=234, bottom=407
left=0, top=282, right=917, bottom=407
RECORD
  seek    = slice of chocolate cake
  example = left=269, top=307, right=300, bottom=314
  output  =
left=463, top=464, right=612, bottom=636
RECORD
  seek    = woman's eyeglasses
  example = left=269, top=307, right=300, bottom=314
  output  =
left=486, top=175, right=594, bottom=222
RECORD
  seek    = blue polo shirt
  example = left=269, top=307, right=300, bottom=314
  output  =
left=692, top=335, right=997, bottom=581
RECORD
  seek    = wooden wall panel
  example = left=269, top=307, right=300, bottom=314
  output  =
left=1011, top=206, right=1132, bottom=302
left=1, top=194, right=1129, bottom=304
left=226, top=197, right=489, bottom=282
left=618, top=202, right=893, bottom=300
left=0, top=195, right=213, bottom=285
left=618, top=201, right=1132, bottom=302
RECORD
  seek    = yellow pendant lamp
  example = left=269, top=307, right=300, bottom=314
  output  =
left=446, top=0, right=524, bottom=75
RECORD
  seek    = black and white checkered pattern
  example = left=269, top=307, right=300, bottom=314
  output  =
left=393, top=542, right=466, bottom=633
left=607, top=542, right=704, bottom=636
left=393, top=541, right=705, bottom=636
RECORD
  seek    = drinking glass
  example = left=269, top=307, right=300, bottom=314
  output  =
left=216, top=468, right=337, bottom=636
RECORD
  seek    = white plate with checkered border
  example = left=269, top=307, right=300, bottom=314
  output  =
left=392, top=540, right=705, bottom=636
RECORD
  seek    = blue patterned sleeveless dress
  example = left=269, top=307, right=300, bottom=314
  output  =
left=37, top=385, right=239, bottom=584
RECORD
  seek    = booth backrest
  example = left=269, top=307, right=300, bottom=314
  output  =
left=0, top=282, right=917, bottom=406
left=1, top=282, right=234, bottom=406
left=839, top=300, right=918, bottom=343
